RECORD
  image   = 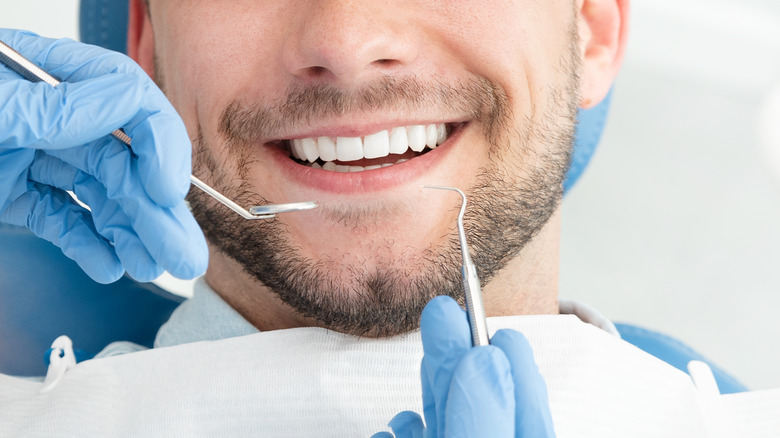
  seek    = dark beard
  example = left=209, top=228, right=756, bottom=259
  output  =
left=186, top=35, right=580, bottom=337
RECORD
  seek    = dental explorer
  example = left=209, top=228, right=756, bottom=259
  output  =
left=425, top=186, right=490, bottom=346
left=0, top=40, right=316, bottom=220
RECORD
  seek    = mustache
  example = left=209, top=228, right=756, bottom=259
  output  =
left=218, top=75, right=509, bottom=147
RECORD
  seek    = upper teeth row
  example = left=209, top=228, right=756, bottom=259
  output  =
left=290, top=123, right=448, bottom=163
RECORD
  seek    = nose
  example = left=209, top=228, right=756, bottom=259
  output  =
left=282, top=1, right=418, bottom=84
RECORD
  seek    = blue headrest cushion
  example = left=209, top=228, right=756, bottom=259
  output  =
left=79, top=0, right=609, bottom=193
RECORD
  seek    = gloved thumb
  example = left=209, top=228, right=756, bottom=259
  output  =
left=444, top=347, right=516, bottom=438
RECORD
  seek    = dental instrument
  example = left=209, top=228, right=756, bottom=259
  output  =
left=0, top=40, right=316, bottom=220
left=424, top=186, right=489, bottom=346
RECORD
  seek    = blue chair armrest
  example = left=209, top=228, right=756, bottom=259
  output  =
left=616, top=322, right=748, bottom=394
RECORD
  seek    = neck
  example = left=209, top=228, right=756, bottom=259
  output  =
left=205, top=250, right=313, bottom=332
left=481, top=207, right=561, bottom=317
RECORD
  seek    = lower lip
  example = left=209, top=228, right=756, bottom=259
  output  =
left=265, top=124, right=466, bottom=194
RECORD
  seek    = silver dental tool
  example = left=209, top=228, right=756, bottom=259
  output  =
left=0, top=40, right=317, bottom=220
left=425, top=186, right=489, bottom=346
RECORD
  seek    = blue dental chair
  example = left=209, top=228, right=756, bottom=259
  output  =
left=0, top=0, right=746, bottom=394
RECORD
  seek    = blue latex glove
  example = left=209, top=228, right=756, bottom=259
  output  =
left=373, top=296, right=556, bottom=438
left=0, top=29, right=208, bottom=283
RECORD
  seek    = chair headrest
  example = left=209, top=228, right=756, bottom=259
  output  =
left=79, top=0, right=610, bottom=193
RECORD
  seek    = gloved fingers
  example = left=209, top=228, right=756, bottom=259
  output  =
left=387, top=411, right=425, bottom=438
left=0, top=76, right=143, bottom=150
left=445, top=347, right=515, bottom=438
left=27, top=153, right=161, bottom=281
left=491, top=329, right=556, bottom=437
left=45, top=134, right=151, bottom=210
left=0, top=183, right=123, bottom=283
left=27, top=152, right=207, bottom=280
left=370, top=433, right=395, bottom=438
left=420, top=296, right=472, bottom=438
left=0, top=30, right=192, bottom=205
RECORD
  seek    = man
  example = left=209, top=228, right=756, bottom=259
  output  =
left=0, top=0, right=630, bottom=435
left=126, top=0, right=627, bottom=334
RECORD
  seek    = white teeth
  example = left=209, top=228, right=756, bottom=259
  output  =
left=302, top=137, right=319, bottom=162
left=425, top=124, right=438, bottom=149
left=389, top=127, right=408, bottom=154
left=436, top=123, right=446, bottom=145
left=337, top=136, right=364, bottom=161
left=406, top=125, right=426, bottom=152
left=317, top=136, right=337, bottom=161
left=363, top=130, right=390, bottom=159
left=291, top=139, right=305, bottom=160
left=320, top=163, right=391, bottom=173
left=289, top=123, right=449, bottom=170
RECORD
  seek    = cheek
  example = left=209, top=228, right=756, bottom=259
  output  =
left=155, top=2, right=290, bottom=134
left=422, top=1, right=571, bottom=116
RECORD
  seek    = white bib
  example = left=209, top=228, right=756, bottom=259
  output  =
left=1, top=315, right=778, bottom=437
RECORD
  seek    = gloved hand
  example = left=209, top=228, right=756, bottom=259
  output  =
left=373, top=296, right=555, bottom=438
left=0, top=29, right=208, bottom=283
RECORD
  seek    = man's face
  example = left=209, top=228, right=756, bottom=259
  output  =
left=147, top=0, right=581, bottom=335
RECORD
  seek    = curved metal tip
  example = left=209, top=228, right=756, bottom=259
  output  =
left=423, top=186, right=466, bottom=223
left=423, top=186, right=469, bottom=261
left=191, top=175, right=317, bottom=220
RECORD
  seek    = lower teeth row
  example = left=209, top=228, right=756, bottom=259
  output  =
left=310, top=158, right=409, bottom=173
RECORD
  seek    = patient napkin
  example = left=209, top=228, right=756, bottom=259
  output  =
left=0, top=315, right=777, bottom=437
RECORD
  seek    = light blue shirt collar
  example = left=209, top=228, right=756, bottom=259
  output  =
left=154, top=277, right=259, bottom=348
left=154, top=277, right=619, bottom=348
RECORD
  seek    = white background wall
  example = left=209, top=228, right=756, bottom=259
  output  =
left=2, top=1, right=79, bottom=40
left=3, top=1, right=780, bottom=389
left=561, top=0, right=780, bottom=391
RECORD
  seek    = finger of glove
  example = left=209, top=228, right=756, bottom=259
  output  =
left=0, top=75, right=144, bottom=150
left=445, top=347, right=515, bottom=438
left=491, top=330, right=556, bottom=438
left=122, top=87, right=193, bottom=206
left=28, top=152, right=207, bottom=280
left=0, top=148, right=35, bottom=211
left=0, top=183, right=123, bottom=283
left=421, top=362, right=437, bottom=438
left=75, top=176, right=166, bottom=282
left=387, top=411, right=425, bottom=438
left=0, top=31, right=191, bottom=205
left=370, top=433, right=395, bottom=438
left=420, top=296, right=472, bottom=438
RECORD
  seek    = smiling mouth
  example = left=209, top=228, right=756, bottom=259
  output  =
left=276, top=123, right=458, bottom=173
